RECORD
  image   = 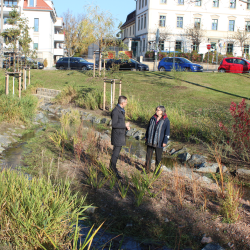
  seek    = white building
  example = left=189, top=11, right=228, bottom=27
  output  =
left=1, top=0, right=64, bottom=67
left=121, top=0, right=250, bottom=57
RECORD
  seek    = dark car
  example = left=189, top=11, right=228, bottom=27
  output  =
left=158, top=57, right=203, bottom=72
left=105, top=59, right=149, bottom=71
left=56, top=57, right=94, bottom=70
left=3, top=56, right=44, bottom=69
left=218, top=57, right=250, bottom=73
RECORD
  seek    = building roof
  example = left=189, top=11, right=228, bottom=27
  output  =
left=121, top=10, right=136, bottom=29
left=23, top=0, right=53, bottom=11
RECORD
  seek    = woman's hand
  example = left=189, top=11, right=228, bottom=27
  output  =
left=163, top=143, right=166, bottom=147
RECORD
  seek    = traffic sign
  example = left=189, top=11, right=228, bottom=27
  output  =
left=207, top=44, right=211, bottom=50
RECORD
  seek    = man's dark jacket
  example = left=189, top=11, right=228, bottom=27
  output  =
left=111, top=105, right=126, bottom=146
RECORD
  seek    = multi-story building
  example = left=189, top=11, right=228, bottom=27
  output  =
left=121, top=0, right=250, bottom=57
left=1, top=0, right=64, bottom=67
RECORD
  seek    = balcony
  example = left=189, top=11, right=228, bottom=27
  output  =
left=55, top=18, right=63, bottom=28
left=54, top=48, right=64, bottom=56
left=0, top=4, right=21, bottom=14
left=54, top=33, right=64, bottom=42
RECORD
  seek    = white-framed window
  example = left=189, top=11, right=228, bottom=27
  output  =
left=212, top=19, right=218, bottom=30
left=159, top=15, right=166, bottom=27
left=195, top=0, right=201, bottom=6
left=141, top=15, right=143, bottom=29
left=213, top=0, right=219, bottom=7
left=144, top=14, right=146, bottom=29
left=244, top=45, right=249, bottom=54
left=175, top=41, right=182, bottom=51
left=160, top=0, right=167, bottom=3
left=33, top=43, right=38, bottom=49
left=194, top=18, right=201, bottom=29
left=246, top=21, right=250, bottom=32
left=230, top=0, right=236, bottom=8
left=177, top=17, right=183, bottom=28
left=29, top=0, right=35, bottom=7
left=247, top=0, right=250, bottom=9
left=229, top=20, right=235, bottom=31
left=34, top=18, right=39, bottom=32
left=159, top=42, right=164, bottom=51
left=138, top=17, right=140, bottom=31
left=178, top=0, right=184, bottom=5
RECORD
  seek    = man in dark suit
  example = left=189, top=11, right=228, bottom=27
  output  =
left=110, top=96, right=130, bottom=179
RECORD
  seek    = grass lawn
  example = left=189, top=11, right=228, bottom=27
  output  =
left=21, top=69, right=250, bottom=111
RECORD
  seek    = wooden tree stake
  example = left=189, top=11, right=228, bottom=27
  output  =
left=28, top=67, right=30, bottom=85
left=119, top=80, right=122, bottom=96
left=93, top=54, right=95, bottom=78
left=19, top=73, right=21, bottom=98
left=103, top=80, right=106, bottom=111
left=112, top=80, right=115, bottom=105
left=5, top=73, right=9, bottom=95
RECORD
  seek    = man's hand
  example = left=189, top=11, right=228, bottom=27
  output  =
left=163, top=143, right=167, bottom=147
left=126, top=122, right=130, bottom=130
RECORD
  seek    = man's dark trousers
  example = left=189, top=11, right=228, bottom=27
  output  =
left=110, top=146, right=122, bottom=171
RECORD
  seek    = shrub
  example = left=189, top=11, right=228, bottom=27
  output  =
left=0, top=169, right=90, bottom=249
left=43, top=58, right=48, bottom=68
left=54, top=85, right=78, bottom=105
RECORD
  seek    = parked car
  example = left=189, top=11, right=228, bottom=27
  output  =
left=56, top=57, right=95, bottom=70
left=158, top=57, right=203, bottom=72
left=105, top=59, right=149, bottom=71
left=3, top=56, right=44, bottom=69
left=218, top=57, right=250, bottom=73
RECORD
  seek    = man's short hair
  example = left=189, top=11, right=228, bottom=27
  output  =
left=118, top=96, right=127, bottom=104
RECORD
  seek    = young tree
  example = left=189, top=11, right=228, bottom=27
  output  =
left=84, top=5, right=116, bottom=75
left=230, top=29, right=249, bottom=56
left=185, top=26, right=206, bottom=51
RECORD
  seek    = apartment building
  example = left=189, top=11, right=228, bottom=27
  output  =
left=1, top=0, right=64, bottom=67
left=121, top=0, right=250, bottom=57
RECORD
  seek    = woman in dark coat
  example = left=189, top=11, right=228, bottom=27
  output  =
left=145, top=106, right=170, bottom=173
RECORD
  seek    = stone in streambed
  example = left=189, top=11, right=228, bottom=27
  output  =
left=194, top=162, right=227, bottom=174
left=188, top=154, right=207, bottom=166
left=177, top=152, right=191, bottom=162
left=202, top=243, right=224, bottom=250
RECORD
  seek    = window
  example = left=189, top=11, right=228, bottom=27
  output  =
left=177, top=17, right=183, bottom=28
left=175, top=41, right=182, bottom=51
left=194, top=18, right=201, bottom=29
left=213, top=0, right=219, bottom=7
left=159, top=42, right=164, bottom=51
left=227, top=43, right=233, bottom=53
left=33, top=43, right=38, bottom=49
left=130, top=27, right=131, bottom=36
left=143, top=39, right=145, bottom=51
left=133, top=25, right=135, bottom=35
left=3, top=17, right=8, bottom=24
left=142, top=0, right=144, bottom=8
left=159, top=15, right=166, bottom=27
left=230, top=0, right=236, bottom=8
left=34, top=18, right=39, bottom=32
left=229, top=20, right=235, bottom=31
left=178, top=0, right=184, bottom=4
left=139, top=0, right=141, bottom=9
left=192, top=43, right=199, bottom=51
left=160, top=0, right=167, bottom=3
left=212, top=19, right=218, bottom=30
left=247, top=0, right=250, bottom=9
left=144, top=14, right=146, bottom=29
left=145, top=0, right=147, bottom=5
left=211, top=42, right=216, bottom=49
left=246, top=21, right=250, bottom=32
left=138, top=17, right=140, bottom=31
left=195, top=0, right=201, bottom=6
left=29, top=0, right=34, bottom=7
left=141, top=15, right=143, bottom=29
left=244, top=45, right=249, bottom=54
left=4, top=0, right=17, bottom=5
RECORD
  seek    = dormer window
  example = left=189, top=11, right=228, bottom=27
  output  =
left=29, top=0, right=35, bottom=7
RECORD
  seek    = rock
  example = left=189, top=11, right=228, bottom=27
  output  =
left=161, top=165, right=172, bottom=173
left=236, top=169, right=250, bottom=180
left=126, top=128, right=136, bottom=137
left=201, top=243, right=224, bottom=250
left=0, top=146, right=4, bottom=154
left=178, top=152, right=191, bottom=162
left=48, top=107, right=55, bottom=113
left=164, top=217, right=170, bottom=222
left=20, top=125, right=25, bottom=129
left=132, top=130, right=145, bottom=140
left=0, top=135, right=12, bottom=147
left=100, top=133, right=110, bottom=141
left=188, top=154, right=207, bottom=166
left=163, top=144, right=170, bottom=152
left=194, top=163, right=227, bottom=174
left=108, top=120, right=112, bottom=126
left=100, top=118, right=109, bottom=124
left=126, top=223, right=133, bottom=227
left=172, top=147, right=187, bottom=155
left=82, top=114, right=93, bottom=121
left=170, top=148, right=176, bottom=154
left=34, top=112, right=48, bottom=124
left=201, top=236, right=213, bottom=244
left=104, top=130, right=111, bottom=135
left=85, top=207, right=97, bottom=214
left=92, top=117, right=100, bottom=124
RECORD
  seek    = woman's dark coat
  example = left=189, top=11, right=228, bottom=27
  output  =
left=145, top=115, right=170, bottom=148
left=111, top=105, right=126, bottom=146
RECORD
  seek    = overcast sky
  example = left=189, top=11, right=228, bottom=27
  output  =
left=52, top=0, right=136, bottom=28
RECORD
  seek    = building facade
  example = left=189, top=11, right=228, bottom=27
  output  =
left=1, top=0, right=64, bottom=67
left=121, top=0, right=250, bottom=57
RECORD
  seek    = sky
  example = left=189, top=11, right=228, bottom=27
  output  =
left=52, top=0, right=136, bottom=29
